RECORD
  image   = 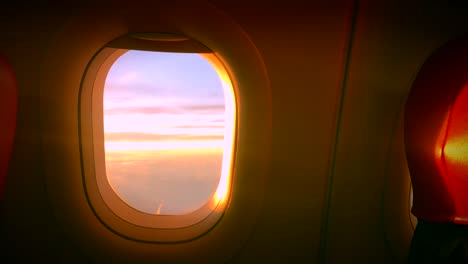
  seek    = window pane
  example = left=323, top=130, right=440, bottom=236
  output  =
left=103, top=50, right=226, bottom=215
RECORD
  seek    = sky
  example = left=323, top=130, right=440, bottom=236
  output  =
left=103, top=50, right=226, bottom=215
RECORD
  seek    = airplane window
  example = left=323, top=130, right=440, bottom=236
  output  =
left=103, top=50, right=235, bottom=215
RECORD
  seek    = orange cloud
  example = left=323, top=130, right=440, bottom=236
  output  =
left=104, top=107, right=181, bottom=115
left=104, top=132, right=223, bottom=142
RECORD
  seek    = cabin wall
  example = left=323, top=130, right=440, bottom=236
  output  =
left=0, top=9, right=87, bottom=262
left=212, top=3, right=353, bottom=263
left=0, top=2, right=467, bottom=263
left=324, top=2, right=468, bottom=263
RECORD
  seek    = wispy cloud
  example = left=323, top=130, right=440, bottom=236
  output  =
left=104, top=83, right=171, bottom=96
left=168, top=125, right=224, bottom=129
left=183, top=104, right=225, bottom=112
left=118, top=71, right=140, bottom=83
left=104, top=107, right=182, bottom=115
left=105, top=132, right=224, bottom=142
left=104, top=104, right=225, bottom=115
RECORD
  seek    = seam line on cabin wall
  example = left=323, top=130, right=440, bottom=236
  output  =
left=317, top=0, right=359, bottom=263
left=380, top=93, right=409, bottom=263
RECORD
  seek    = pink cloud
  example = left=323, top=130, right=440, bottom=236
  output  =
left=104, top=132, right=224, bottom=142
left=104, top=104, right=225, bottom=115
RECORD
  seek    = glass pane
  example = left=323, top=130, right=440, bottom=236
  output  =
left=103, top=50, right=226, bottom=215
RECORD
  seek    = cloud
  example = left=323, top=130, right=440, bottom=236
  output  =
left=168, top=125, right=224, bottom=129
left=118, top=71, right=139, bottom=83
left=104, top=83, right=170, bottom=97
left=182, top=104, right=225, bottom=113
left=104, top=107, right=182, bottom=115
left=103, top=96, right=132, bottom=102
left=106, top=149, right=223, bottom=214
left=104, top=132, right=224, bottom=142
left=104, top=82, right=224, bottom=101
left=104, top=104, right=225, bottom=115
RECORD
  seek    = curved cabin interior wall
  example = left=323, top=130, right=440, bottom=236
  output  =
left=0, top=54, right=17, bottom=200
left=0, top=2, right=467, bottom=263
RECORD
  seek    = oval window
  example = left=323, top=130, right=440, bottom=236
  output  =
left=81, top=41, right=237, bottom=234
left=102, top=50, right=234, bottom=215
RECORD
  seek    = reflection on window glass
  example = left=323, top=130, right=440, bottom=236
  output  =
left=103, top=51, right=226, bottom=215
left=410, top=185, right=418, bottom=229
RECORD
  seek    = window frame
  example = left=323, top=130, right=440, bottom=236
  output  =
left=79, top=37, right=238, bottom=242
left=39, top=5, right=271, bottom=260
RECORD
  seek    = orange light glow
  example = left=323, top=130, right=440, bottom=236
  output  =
left=441, top=83, right=468, bottom=219
left=105, top=140, right=224, bottom=152
left=203, top=53, right=236, bottom=207
left=443, top=83, right=468, bottom=166
left=444, top=136, right=468, bottom=164
left=156, top=201, right=163, bottom=215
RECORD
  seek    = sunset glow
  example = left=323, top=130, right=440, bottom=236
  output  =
left=444, top=136, right=468, bottom=164
left=103, top=50, right=235, bottom=215
left=435, top=83, right=468, bottom=219
left=443, top=84, right=468, bottom=165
